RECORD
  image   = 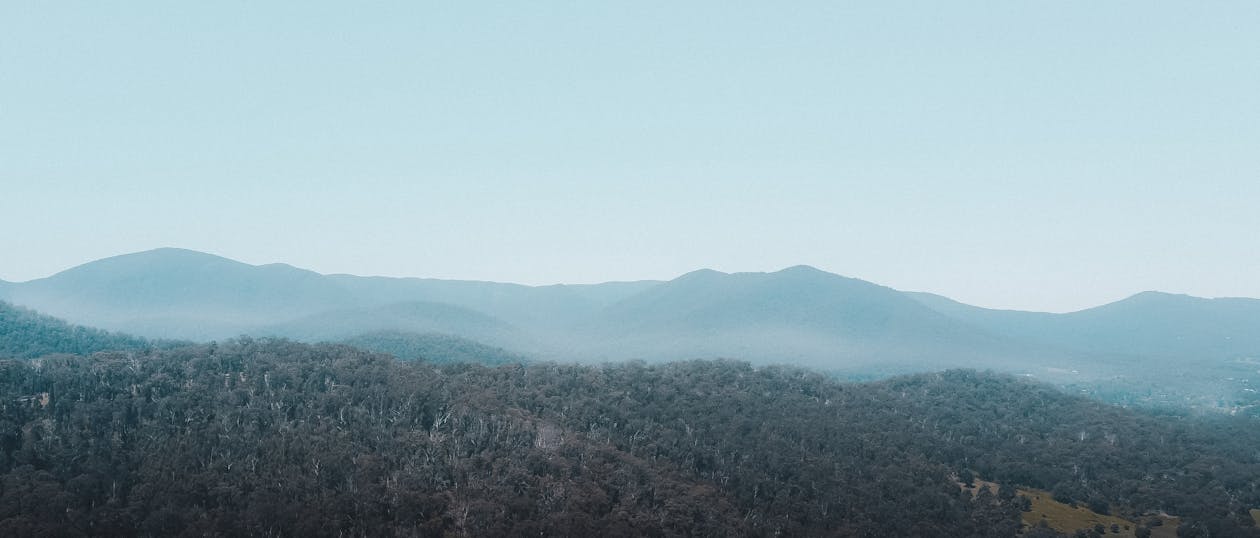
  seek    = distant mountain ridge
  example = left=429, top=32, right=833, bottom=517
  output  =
left=1, top=248, right=358, bottom=339
left=3, top=248, right=1259, bottom=399
left=906, top=290, right=1260, bottom=362
left=0, top=249, right=657, bottom=342
left=571, top=264, right=1050, bottom=370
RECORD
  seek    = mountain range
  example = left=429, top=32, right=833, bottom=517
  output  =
left=2, top=248, right=1258, bottom=406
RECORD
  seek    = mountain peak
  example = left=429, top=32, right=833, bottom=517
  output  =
left=143, top=246, right=213, bottom=255
left=1114, top=290, right=1202, bottom=307
left=6, top=248, right=358, bottom=339
left=777, top=264, right=826, bottom=274
left=671, top=265, right=838, bottom=284
left=43, top=249, right=331, bottom=284
left=1104, top=290, right=1260, bottom=312
left=771, top=265, right=844, bottom=281
left=120, top=247, right=231, bottom=261
left=49, top=248, right=244, bottom=279
left=674, top=268, right=728, bottom=281
left=1130, top=290, right=1187, bottom=299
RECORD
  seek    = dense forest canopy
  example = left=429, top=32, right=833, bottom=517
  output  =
left=1, top=338, right=1258, bottom=537
left=338, top=330, right=530, bottom=366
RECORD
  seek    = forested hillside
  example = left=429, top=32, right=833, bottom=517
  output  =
left=1, top=339, right=1257, bottom=537
left=0, top=301, right=155, bottom=359
left=339, top=330, right=530, bottom=366
left=260, top=301, right=523, bottom=346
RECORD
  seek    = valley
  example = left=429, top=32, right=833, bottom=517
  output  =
left=4, top=248, right=1257, bottom=412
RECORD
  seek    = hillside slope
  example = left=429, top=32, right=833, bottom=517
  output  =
left=0, top=301, right=154, bottom=359
left=260, top=301, right=526, bottom=348
left=577, top=266, right=1070, bottom=373
left=5, top=249, right=1259, bottom=406
left=3, top=248, right=359, bottom=339
left=339, top=330, right=531, bottom=366
left=2, top=249, right=657, bottom=341
left=908, top=291, right=1260, bottom=361
left=1, top=339, right=1256, bottom=536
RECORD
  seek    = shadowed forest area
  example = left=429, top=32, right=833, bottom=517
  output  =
left=2, top=337, right=1258, bottom=537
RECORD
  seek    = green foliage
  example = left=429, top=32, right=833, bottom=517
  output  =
left=340, top=330, right=530, bottom=366
left=0, top=340, right=1028, bottom=536
left=874, top=371, right=1260, bottom=537
left=0, top=301, right=155, bottom=359
left=0, top=339, right=1258, bottom=535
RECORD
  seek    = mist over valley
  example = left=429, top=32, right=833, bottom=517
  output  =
left=5, top=2, right=1259, bottom=535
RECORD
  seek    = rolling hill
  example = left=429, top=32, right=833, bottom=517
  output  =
left=573, top=265, right=1065, bottom=372
left=323, top=273, right=656, bottom=332
left=908, top=290, right=1260, bottom=361
left=4, top=248, right=1260, bottom=407
left=0, top=248, right=359, bottom=340
left=0, top=248, right=656, bottom=341
left=0, top=300, right=155, bottom=359
left=259, top=300, right=525, bottom=347
left=339, top=330, right=531, bottom=366
left=3, top=338, right=1258, bottom=536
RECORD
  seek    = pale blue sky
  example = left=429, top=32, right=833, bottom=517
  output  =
left=3, top=2, right=1258, bottom=312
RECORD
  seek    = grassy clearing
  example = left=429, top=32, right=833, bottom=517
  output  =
left=1018, top=488, right=1180, bottom=537
left=1019, top=487, right=1134, bottom=536
left=955, top=478, right=1184, bottom=537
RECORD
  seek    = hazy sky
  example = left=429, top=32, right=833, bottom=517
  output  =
left=3, top=2, right=1258, bottom=312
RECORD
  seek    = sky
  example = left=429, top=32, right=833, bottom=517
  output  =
left=2, top=2, right=1258, bottom=312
